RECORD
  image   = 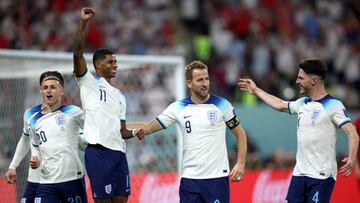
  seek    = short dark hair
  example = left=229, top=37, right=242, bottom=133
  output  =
left=185, top=60, right=208, bottom=80
left=298, top=58, right=328, bottom=80
left=93, top=48, right=114, bottom=68
left=39, top=71, right=64, bottom=87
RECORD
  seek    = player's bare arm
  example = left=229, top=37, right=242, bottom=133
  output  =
left=339, top=122, right=359, bottom=176
left=229, top=125, right=247, bottom=182
left=133, top=119, right=163, bottom=140
left=120, top=120, right=144, bottom=139
left=238, top=78, right=288, bottom=112
left=73, top=7, right=95, bottom=76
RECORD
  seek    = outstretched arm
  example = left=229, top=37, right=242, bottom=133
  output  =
left=339, top=122, right=359, bottom=176
left=120, top=120, right=138, bottom=139
left=73, top=7, right=95, bottom=76
left=238, top=78, right=288, bottom=112
left=229, top=124, right=247, bottom=182
left=131, top=119, right=164, bottom=140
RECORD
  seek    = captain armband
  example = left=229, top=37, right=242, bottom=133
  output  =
left=226, top=115, right=240, bottom=129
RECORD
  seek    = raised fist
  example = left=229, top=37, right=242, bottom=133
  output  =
left=80, top=7, right=95, bottom=21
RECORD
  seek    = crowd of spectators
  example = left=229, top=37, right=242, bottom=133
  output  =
left=0, top=0, right=359, bottom=108
left=0, top=0, right=359, bottom=173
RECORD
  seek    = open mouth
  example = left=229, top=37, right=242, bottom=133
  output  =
left=46, top=95, right=53, bottom=99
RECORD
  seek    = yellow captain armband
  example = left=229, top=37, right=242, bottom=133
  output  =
left=226, top=116, right=240, bottom=129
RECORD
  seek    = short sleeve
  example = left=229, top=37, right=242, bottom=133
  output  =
left=74, top=70, right=95, bottom=87
left=221, top=99, right=236, bottom=122
left=289, top=97, right=308, bottom=115
left=156, top=102, right=178, bottom=129
left=328, top=100, right=351, bottom=128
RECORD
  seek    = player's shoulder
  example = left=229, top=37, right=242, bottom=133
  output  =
left=77, top=69, right=96, bottom=79
left=175, top=95, right=232, bottom=108
left=206, top=95, right=232, bottom=110
left=207, top=95, right=229, bottom=103
left=168, top=97, right=192, bottom=111
left=177, top=97, right=192, bottom=105
left=76, top=70, right=102, bottom=85
left=293, top=96, right=310, bottom=104
left=24, top=104, right=42, bottom=118
left=58, top=105, right=83, bottom=115
left=316, top=95, right=344, bottom=108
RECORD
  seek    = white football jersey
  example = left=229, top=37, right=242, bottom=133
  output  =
left=157, top=95, right=237, bottom=179
left=289, top=95, right=351, bottom=180
left=75, top=71, right=126, bottom=152
left=30, top=105, right=84, bottom=184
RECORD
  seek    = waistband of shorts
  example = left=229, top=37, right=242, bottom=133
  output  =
left=87, top=144, right=110, bottom=150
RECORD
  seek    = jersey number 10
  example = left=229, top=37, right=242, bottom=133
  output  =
left=38, top=131, right=47, bottom=145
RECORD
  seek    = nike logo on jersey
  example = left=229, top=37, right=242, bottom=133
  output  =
left=183, top=115, right=192, bottom=119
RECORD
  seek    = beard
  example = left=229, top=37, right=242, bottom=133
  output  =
left=194, top=88, right=209, bottom=100
left=299, top=85, right=309, bottom=96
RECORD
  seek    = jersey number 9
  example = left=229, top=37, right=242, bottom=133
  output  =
left=185, top=120, right=191, bottom=133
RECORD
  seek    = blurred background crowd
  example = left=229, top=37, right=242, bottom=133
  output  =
left=0, top=0, right=359, bottom=174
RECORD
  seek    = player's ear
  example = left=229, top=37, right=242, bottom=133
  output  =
left=186, top=80, right=192, bottom=88
left=311, top=77, right=317, bottom=86
left=95, top=60, right=102, bottom=71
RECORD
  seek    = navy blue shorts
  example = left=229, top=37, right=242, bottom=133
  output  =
left=34, top=177, right=87, bottom=203
left=179, top=176, right=229, bottom=203
left=21, top=181, right=39, bottom=203
left=286, top=176, right=335, bottom=203
left=85, top=144, right=130, bottom=199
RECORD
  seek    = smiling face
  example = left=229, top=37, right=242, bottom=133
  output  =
left=40, top=79, right=64, bottom=109
left=95, top=54, right=118, bottom=80
left=187, top=68, right=210, bottom=101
